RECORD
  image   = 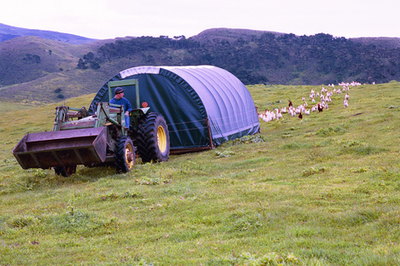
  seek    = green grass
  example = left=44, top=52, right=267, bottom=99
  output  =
left=1, top=82, right=400, bottom=265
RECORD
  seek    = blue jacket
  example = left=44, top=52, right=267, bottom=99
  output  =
left=110, top=97, right=133, bottom=113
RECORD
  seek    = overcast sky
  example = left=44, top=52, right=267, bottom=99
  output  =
left=2, top=0, right=400, bottom=40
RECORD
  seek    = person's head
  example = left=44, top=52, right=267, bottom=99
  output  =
left=114, top=87, right=124, bottom=99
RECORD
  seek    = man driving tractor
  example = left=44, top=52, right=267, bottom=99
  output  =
left=109, top=87, right=132, bottom=128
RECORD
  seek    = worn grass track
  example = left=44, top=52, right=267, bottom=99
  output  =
left=0, top=82, right=399, bottom=265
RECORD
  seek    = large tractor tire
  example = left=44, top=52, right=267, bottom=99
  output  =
left=54, top=165, right=77, bottom=177
left=137, top=112, right=170, bottom=163
left=115, top=136, right=135, bottom=173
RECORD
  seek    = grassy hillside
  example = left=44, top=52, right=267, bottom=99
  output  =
left=0, top=36, right=121, bottom=103
left=1, top=82, right=399, bottom=265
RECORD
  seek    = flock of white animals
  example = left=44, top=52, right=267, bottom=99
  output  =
left=258, top=81, right=362, bottom=122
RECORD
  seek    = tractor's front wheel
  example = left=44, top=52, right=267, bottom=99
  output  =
left=115, top=136, right=135, bottom=173
left=54, top=165, right=77, bottom=177
left=137, top=112, right=170, bottom=163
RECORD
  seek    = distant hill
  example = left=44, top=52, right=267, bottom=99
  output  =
left=0, top=23, right=97, bottom=45
left=191, top=28, right=400, bottom=49
left=94, top=30, right=400, bottom=85
left=0, top=36, right=118, bottom=103
left=193, top=28, right=400, bottom=49
left=190, top=28, right=285, bottom=44
left=1, top=26, right=400, bottom=104
left=350, top=37, right=400, bottom=49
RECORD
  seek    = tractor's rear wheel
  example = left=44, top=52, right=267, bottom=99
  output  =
left=115, top=136, right=135, bottom=173
left=54, top=165, right=77, bottom=177
left=137, top=112, right=170, bottom=163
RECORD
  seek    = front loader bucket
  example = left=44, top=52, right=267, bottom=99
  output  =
left=13, top=127, right=108, bottom=169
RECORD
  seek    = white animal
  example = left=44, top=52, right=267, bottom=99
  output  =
left=288, top=107, right=296, bottom=117
left=311, top=105, right=318, bottom=112
left=276, top=109, right=283, bottom=120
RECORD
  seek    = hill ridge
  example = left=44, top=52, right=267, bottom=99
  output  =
left=190, top=28, right=285, bottom=43
left=0, top=23, right=97, bottom=45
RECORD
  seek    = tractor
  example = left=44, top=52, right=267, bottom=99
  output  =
left=13, top=79, right=170, bottom=176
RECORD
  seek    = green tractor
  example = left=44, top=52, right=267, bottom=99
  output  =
left=13, top=79, right=170, bottom=176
